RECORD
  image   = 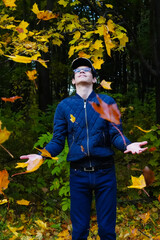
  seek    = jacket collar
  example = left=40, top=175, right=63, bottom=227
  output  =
left=75, top=90, right=96, bottom=100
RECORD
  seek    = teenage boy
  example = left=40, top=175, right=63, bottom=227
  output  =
left=21, top=57, right=148, bottom=240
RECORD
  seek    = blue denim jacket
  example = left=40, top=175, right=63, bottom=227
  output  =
left=45, top=91, right=131, bottom=162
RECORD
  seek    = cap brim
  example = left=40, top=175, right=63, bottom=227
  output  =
left=71, top=58, right=93, bottom=70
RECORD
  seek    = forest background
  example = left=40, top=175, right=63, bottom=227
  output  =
left=0, top=0, right=160, bottom=239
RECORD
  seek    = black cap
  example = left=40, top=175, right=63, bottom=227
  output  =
left=71, top=57, right=97, bottom=77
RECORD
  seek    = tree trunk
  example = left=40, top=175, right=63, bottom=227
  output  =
left=152, top=0, right=160, bottom=123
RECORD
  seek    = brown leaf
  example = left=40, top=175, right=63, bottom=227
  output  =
left=142, top=166, right=155, bottom=186
left=0, top=169, right=10, bottom=195
left=89, top=95, right=121, bottom=124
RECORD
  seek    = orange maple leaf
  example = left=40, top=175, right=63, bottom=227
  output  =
left=26, top=69, right=37, bottom=81
left=0, top=170, right=10, bottom=195
left=1, top=96, right=22, bottom=102
left=139, top=211, right=150, bottom=224
left=89, top=95, right=121, bottom=125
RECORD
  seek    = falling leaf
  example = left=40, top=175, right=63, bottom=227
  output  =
left=0, top=125, right=11, bottom=144
left=1, top=96, right=22, bottom=102
left=158, top=195, right=160, bottom=202
left=0, top=169, right=10, bottom=195
left=142, top=166, right=155, bottom=186
left=134, top=125, right=153, bottom=133
left=89, top=95, right=121, bottom=125
left=139, top=211, right=150, bottom=224
left=127, top=174, right=146, bottom=189
left=16, top=199, right=30, bottom=206
left=35, top=148, right=58, bottom=160
left=70, top=114, right=76, bottom=123
left=100, top=80, right=112, bottom=90
left=3, top=0, right=16, bottom=7
left=149, top=147, right=156, bottom=152
left=26, top=70, right=37, bottom=81
left=0, top=198, right=8, bottom=205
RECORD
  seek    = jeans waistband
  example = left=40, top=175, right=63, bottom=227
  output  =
left=70, top=156, right=114, bottom=169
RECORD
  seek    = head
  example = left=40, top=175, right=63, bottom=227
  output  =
left=71, top=57, right=97, bottom=78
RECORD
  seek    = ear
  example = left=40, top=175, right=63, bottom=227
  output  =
left=72, top=78, right=76, bottom=85
left=92, top=77, right=97, bottom=84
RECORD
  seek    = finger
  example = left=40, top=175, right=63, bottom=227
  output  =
left=141, top=147, right=148, bottom=151
left=124, top=150, right=130, bottom=154
left=139, top=141, right=148, bottom=146
left=20, top=155, right=29, bottom=159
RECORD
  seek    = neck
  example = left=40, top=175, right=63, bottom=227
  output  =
left=76, top=84, right=93, bottom=99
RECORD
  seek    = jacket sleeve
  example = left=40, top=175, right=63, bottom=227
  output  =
left=44, top=103, right=67, bottom=157
left=108, top=120, right=131, bottom=151
left=106, top=98, right=131, bottom=151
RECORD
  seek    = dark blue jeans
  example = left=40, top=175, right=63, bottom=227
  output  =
left=70, top=165, right=117, bottom=240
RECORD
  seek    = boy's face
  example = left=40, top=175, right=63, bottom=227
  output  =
left=72, top=66, right=96, bottom=86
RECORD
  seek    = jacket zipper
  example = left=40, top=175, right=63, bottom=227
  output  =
left=84, top=100, right=92, bottom=167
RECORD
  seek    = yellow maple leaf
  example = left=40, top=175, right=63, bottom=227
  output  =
left=35, top=148, right=58, bottom=160
left=0, top=125, right=11, bottom=144
left=32, top=3, right=59, bottom=21
left=100, top=80, right=112, bottom=90
left=105, top=4, right=113, bottom=9
left=134, top=125, right=153, bottom=133
left=7, top=225, right=24, bottom=237
left=78, top=52, right=91, bottom=59
left=16, top=199, right=30, bottom=206
left=26, top=69, right=37, bottom=81
left=70, top=114, right=76, bottom=123
left=97, top=16, right=106, bottom=24
left=68, top=46, right=75, bottom=58
left=119, top=33, right=129, bottom=48
left=5, top=55, right=34, bottom=64
left=107, top=19, right=115, bottom=33
left=35, top=219, right=48, bottom=229
left=95, top=25, right=105, bottom=36
left=83, top=31, right=94, bottom=39
left=128, top=174, right=146, bottom=189
left=92, top=57, right=104, bottom=69
left=3, top=0, right=16, bottom=7
left=92, top=40, right=103, bottom=50
left=58, top=0, right=69, bottom=7
left=0, top=199, right=8, bottom=205
left=32, top=3, right=39, bottom=14
left=16, top=20, right=29, bottom=34
left=36, top=58, right=48, bottom=68
left=103, top=26, right=116, bottom=57
left=69, top=31, right=81, bottom=45
left=52, top=39, right=62, bottom=46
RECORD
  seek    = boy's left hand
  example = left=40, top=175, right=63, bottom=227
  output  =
left=124, top=141, right=148, bottom=154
